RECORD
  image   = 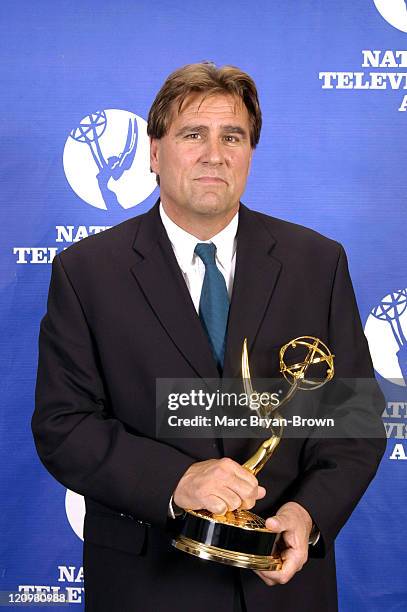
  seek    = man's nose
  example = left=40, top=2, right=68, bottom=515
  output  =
left=201, top=136, right=223, bottom=164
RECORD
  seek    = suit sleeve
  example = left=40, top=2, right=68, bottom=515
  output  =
left=289, top=244, right=386, bottom=556
left=32, top=254, right=196, bottom=528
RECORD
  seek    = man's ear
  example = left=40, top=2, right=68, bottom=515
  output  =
left=150, top=138, right=159, bottom=174
left=247, top=148, right=254, bottom=175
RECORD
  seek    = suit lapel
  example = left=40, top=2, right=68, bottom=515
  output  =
left=130, top=202, right=220, bottom=380
left=221, top=205, right=282, bottom=462
left=223, top=204, right=282, bottom=379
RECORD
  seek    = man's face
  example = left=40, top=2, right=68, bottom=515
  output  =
left=150, top=93, right=253, bottom=222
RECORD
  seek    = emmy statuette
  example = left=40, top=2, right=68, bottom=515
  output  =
left=171, top=336, right=334, bottom=570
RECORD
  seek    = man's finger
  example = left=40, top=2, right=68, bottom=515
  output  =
left=255, top=548, right=305, bottom=586
left=217, top=487, right=243, bottom=511
left=256, top=485, right=266, bottom=499
left=231, top=473, right=259, bottom=498
left=204, top=495, right=228, bottom=515
left=230, top=475, right=266, bottom=505
left=265, top=515, right=291, bottom=533
left=279, top=546, right=305, bottom=577
left=232, top=462, right=260, bottom=488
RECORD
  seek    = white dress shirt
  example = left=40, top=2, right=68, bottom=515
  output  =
left=159, top=202, right=238, bottom=313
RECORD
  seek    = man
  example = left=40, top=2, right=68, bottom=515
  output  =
left=33, top=63, right=385, bottom=611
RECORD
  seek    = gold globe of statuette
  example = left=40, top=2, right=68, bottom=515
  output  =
left=172, top=336, right=335, bottom=571
left=279, top=336, right=334, bottom=389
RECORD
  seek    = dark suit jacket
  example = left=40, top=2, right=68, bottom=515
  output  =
left=32, top=201, right=385, bottom=612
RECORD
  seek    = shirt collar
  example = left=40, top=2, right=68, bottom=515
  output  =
left=159, top=201, right=238, bottom=272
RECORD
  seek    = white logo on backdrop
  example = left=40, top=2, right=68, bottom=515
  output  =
left=63, top=109, right=157, bottom=210
left=364, top=288, right=407, bottom=386
left=373, top=0, right=407, bottom=33
left=65, top=489, right=85, bottom=541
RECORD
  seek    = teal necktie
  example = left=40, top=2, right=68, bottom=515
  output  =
left=194, top=242, right=230, bottom=371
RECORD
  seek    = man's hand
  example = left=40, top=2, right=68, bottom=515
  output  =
left=173, top=458, right=266, bottom=514
left=254, top=502, right=313, bottom=586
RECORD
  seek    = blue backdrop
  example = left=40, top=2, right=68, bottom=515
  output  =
left=1, top=1, right=406, bottom=610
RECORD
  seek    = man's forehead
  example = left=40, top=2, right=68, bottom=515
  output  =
left=170, top=92, right=248, bottom=124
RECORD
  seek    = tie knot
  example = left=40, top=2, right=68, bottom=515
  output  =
left=194, top=242, right=217, bottom=266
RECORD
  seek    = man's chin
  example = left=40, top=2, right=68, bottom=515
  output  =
left=190, top=195, right=236, bottom=217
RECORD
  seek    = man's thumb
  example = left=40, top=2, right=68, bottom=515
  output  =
left=265, top=516, right=282, bottom=532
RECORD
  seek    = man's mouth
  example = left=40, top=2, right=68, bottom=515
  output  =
left=194, top=176, right=227, bottom=184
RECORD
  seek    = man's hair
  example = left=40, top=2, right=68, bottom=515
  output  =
left=147, top=62, right=262, bottom=148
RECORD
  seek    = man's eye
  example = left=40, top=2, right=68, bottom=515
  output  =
left=224, top=135, right=239, bottom=143
left=185, top=133, right=201, bottom=139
